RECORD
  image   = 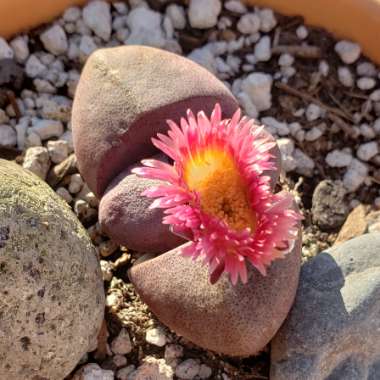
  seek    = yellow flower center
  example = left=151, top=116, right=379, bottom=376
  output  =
left=184, top=148, right=257, bottom=232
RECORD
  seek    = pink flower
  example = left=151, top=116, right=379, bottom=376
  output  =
left=133, top=104, right=301, bottom=285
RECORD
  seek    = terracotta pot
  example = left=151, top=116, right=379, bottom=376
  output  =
left=0, top=0, right=380, bottom=64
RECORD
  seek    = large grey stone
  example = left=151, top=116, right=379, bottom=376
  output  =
left=271, top=233, right=380, bottom=380
left=0, top=159, right=105, bottom=380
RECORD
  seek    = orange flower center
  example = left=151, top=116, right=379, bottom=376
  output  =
left=184, top=148, right=257, bottom=232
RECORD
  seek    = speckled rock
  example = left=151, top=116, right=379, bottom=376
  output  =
left=72, top=45, right=238, bottom=197
left=0, top=159, right=105, bottom=380
left=271, top=233, right=380, bottom=380
left=99, top=157, right=184, bottom=253
left=129, top=224, right=302, bottom=356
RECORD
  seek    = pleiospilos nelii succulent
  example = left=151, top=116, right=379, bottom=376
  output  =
left=0, top=159, right=105, bottom=380
left=72, top=45, right=302, bottom=356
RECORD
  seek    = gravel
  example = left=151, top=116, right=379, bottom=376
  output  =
left=188, top=0, right=222, bottom=29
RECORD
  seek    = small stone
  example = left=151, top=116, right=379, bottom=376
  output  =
left=22, top=146, right=50, bottom=179
left=40, top=95, right=72, bottom=122
left=296, top=25, right=308, bottom=39
left=25, top=132, right=42, bottom=147
left=164, top=344, right=183, bottom=367
left=79, top=36, right=98, bottom=62
left=10, top=36, right=29, bottom=62
left=370, top=90, right=380, bottom=102
left=277, top=138, right=297, bottom=172
left=305, top=126, right=323, bottom=141
left=56, top=187, right=73, bottom=204
left=254, top=36, right=271, bottom=62
left=305, top=103, right=322, bottom=121
left=312, top=180, right=348, bottom=230
left=357, top=61, right=377, bottom=77
left=338, top=66, right=354, bottom=87
left=335, top=204, right=368, bottom=244
left=357, top=141, right=378, bottom=161
left=63, top=6, right=81, bottom=22
left=145, top=327, right=167, bottom=347
left=225, top=0, right=247, bottom=13
left=319, top=60, right=330, bottom=76
left=83, top=0, right=112, bottom=41
left=116, top=365, right=135, bottom=380
left=72, top=363, right=114, bottom=380
left=0, top=110, right=9, bottom=124
left=335, top=40, right=361, bottom=64
left=100, top=260, right=114, bottom=282
left=15, top=117, right=29, bottom=149
left=166, top=4, right=186, bottom=30
left=175, top=359, right=200, bottom=380
left=258, top=8, right=277, bottom=32
left=343, top=158, right=368, bottom=192
left=69, top=173, right=84, bottom=194
left=30, top=119, right=63, bottom=140
left=198, top=364, right=213, bottom=379
left=34, top=79, right=56, bottom=94
left=0, top=38, right=14, bottom=60
left=47, top=140, right=69, bottom=164
left=294, top=149, right=315, bottom=176
left=374, top=118, right=380, bottom=134
left=271, top=233, right=380, bottom=380
left=360, top=123, right=376, bottom=139
left=25, top=55, right=47, bottom=78
left=326, top=149, right=353, bottom=168
left=357, top=77, right=376, bottom=90
left=241, top=72, right=272, bottom=112
left=111, top=329, right=132, bottom=355
left=261, top=116, right=289, bottom=136
left=278, top=53, right=294, bottom=67
left=126, top=7, right=165, bottom=48
left=113, top=355, right=127, bottom=368
left=237, top=92, right=258, bottom=118
left=188, top=0, right=222, bottom=29
left=131, top=357, right=173, bottom=380
left=0, top=125, right=17, bottom=147
left=40, top=25, right=68, bottom=55
left=113, top=2, right=128, bottom=15
left=237, top=13, right=260, bottom=35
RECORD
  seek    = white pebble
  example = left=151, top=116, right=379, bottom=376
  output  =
left=357, top=77, right=376, bottom=90
left=30, top=119, right=64, bottom=140
left=374, top=118, right=380, bottom=134
left=258, top=8, right=277, bottom=32
left=277, top=138, right=297, bottom=172
left=15, top=117, right=29, bottom=149
left=47, top=140, right=69, bottom=164
left=360, top=123, right=376, bottom=139
left=198, top=364, right=213, bottom=379
left=278, top=53, right=294, bottom=67
left=175, top=359, right=200, bottom=380
left=79, top=35, right=97, bottom=62
left=338, top=66, right=354, bottom=87
left=294, top=149, right=315, bottom=176
left=25, top=55, right=47, bottom=78
left=370, top=90, right=380, bottom=102
left=254, top=36, right=271, bottom=62
left=113, top=2, right=128, bottom=15
left=188, top=0, right=222, bottom=29
left=356, top=62, right=377, bottom=77
left=164, top=344, right=184, bottom=366
left=188, top=46, right=216, bottom=74
left=23, top=146, right=50, bottom=180
left=305, top=103, right=322, bottom=121
left=145, top=328, right=167, bottom=347
left=34, top=79, right=56, bottom=94
left=40, top=24, right=68, bottom=55
left=343, top=158, right=368, bottom=192
left=100, top=260, right=114, bottom=282
left=296, top=25, right=308, bottom=40
left=0, top=38, right=14, bottom=60
left=225, top=0, right=247, bottom=13
left=326, top=149, right=353, bottom=168
left=261, top=116, right=289, bottom=136
left=111, top=328, right=132, bottom=355
left=357, top=141, right=378, bottom=161
left=305, top=126, right=323, bottom=141
left=237, top=13, right=261, bottom=35
left=63, top=6, right=81, bottom=22
left=10, top=36, right=29, bottom=62
left=56, top=187, right=73, bottom=204
left=0, top=125, right=17, bottom=147
left=126, top=7, right=165, bottom=48
left=237, top=92, right=258, bottom=118
left=335, top=40, right=361, bottom=64
left=319, top=60, right=330, bottom=77
left=0, top=110, right=9, bottom=124
left=73, top=364, right=113, bottom=380
left=166, top=4, right=186, bottom=30
left=25, top=132, right=42, bottom=148
left=130, top=357, right=173, bottom=379
left=83, top=0, right=112, bottom=41
left=241, top=72, right=273, bottom=112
